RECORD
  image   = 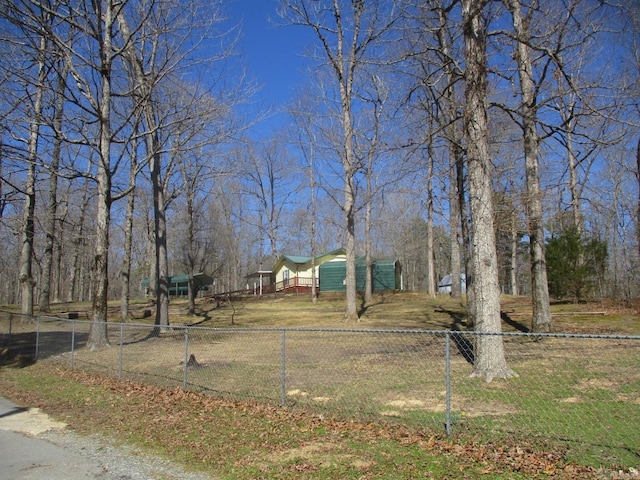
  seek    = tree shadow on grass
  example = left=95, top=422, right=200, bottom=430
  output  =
left=0, top=330, right=88, bottom=366
left=436, top=307, right=475, bottom=365
left=500, top=311, right=530, bottom=333
left=358, top=298, right=385, bottom=318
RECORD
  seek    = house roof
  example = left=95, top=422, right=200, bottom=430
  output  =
left=282, top=254, right=312, bottom=264
left=438, top=273, right=466, bottom=287
left=140, top=272, right=213, bottom=287
left=246, top=270, right=273, bottom=278
left=272, top=248, right=346, bottom=273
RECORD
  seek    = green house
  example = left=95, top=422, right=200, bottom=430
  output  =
left=318, top=256, right=402, bottom=292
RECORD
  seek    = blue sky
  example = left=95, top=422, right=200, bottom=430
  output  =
left=228, top=0, right=316, bottom=134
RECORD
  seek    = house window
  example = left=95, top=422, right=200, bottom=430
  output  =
left=283, top=269, right=289, bottom=288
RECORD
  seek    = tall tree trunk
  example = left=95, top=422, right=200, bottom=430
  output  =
left=344, top=168, right=358, bottom=321
left=119, top=13, right=169, bottom=329
left=0, top=143, right=4, bottom=219
left=186, top=188, right=196, bottom=315
left=52, top=209, right=63, bottom=303
left=309, top=141, right=318, bottom=303
left=637, top=137, right=640, bottom=259
left=566, top=126, right=583, bottom=235
left=120, top=133, right=138, bottom=322
left=436, top=0, right=462, bottom=299
left=151, top=148, right=170, bottom=329
left=425, top=145, right=436, bottom=297
left=88, top=0, right=115, bottom=350
left=463, top=0, right=515, bottom=381
left=40, top=64, right=66, bottom=313
left=510, top=213, right=519, bottom=296
left=365, top=177, right=373, bottom=304
left=457, top=149, right=474, bottom=327
left=449, top=150, right=462, bottom=298
left=20, top=35, right=46, bottom=317
left=506, top=0, right=551, bottom=332
left=68, top=164, right=91, bottom=303
left=337, top=11, right=360, bottom=322
left=364, top=87, right=384, bottom=304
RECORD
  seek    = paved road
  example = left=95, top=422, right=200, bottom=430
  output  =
left=0, top=397, right=105, bottom=479
left=0, top=397, right=215, bottom=480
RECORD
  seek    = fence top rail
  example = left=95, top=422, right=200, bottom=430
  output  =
left=3, top=311, right=638, bottom=341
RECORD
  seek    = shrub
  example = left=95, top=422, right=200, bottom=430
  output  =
left=545, top=227, right=607, bottom=301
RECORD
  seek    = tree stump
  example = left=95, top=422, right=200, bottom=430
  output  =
left=183, top=354, right=202, bottom=368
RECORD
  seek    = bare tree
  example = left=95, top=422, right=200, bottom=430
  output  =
left=637, top=138, right=640, bottom=260
left=19, top=33, right=45, bottom=317
left=87, top=0, right=120, bottom=348
left=1, top=4, right=51, bottom=316
left=118, top=0, right=235, bottom=328
left=173, top=86, right=239, bottom=314
left=424, top=143, right=437, bottom=297
left=67, top=161, right=92, bottom=303
left=504, top=0, right=551, bottom=332
left=435, top=0, right=465, bottom=300
left=281, top=0, right=397, bottom=321
left=401, top=0, right=467, bottom=299
left=31, top=0, right=134, bottom=347
left=360, top=74, right=388, bottom=304
left=290, top=91, right=321, bottom=302
left=118, top=7, right=170, bottom=329
left=462, top=0, right=515, bottom=381
left=119, top=122, right=140, bottom=322
left=40, top=59, right=67, bottom=313
left=241, top=139, right=297, bottom=261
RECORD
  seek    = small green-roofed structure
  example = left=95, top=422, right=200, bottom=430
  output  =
left=318, top=257, right=402, bottom=292
left=141, top=273, right=213, bottom=297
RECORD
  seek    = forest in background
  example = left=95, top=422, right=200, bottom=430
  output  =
left=0, top=1, right=638, bottom=350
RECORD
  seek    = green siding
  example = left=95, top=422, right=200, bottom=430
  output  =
left=373, top=260, right=401, bottom=290
left=319, top=262, right=347, bottom=291
left=141, top=273, right=213, bottom=297
left=319, top=259, right=401, bottom=292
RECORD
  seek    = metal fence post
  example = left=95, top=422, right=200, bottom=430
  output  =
left=35, top=316, right=40, bottom=361
left=281, top=330, right=287, bottom=407
left=70, top=319, right=75, bottom=370
left=119, top=323, right=124, bottom=381
left=183, top=328, right=189, bottom=390
left=445, top=332, right=451, bottom=437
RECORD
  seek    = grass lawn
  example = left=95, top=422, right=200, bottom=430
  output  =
left=1, top=292, right=638, bottom=479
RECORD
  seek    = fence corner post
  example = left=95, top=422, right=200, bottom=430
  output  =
left=445, top=332, right=451, bottom=437
left=70, top=319, right=75, bottom=370
left=280, top=330, right=287, bottom=407
left=118, top=323, right=124, bottom=381
left=182, top=328, right=190, bottom=390
left=34, top=316, right=40, bottom=361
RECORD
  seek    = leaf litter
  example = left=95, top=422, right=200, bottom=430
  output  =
left=2, top=366, right=636, bottom=479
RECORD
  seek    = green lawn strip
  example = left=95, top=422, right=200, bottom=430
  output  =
left=0, top=363, right=600, bottom=479
left=450, top=370, right=639, bottom=469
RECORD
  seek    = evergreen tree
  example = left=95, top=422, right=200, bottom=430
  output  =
left=546, top=228, right=608, bottom=301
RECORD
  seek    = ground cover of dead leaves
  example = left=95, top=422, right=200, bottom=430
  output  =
left=2, top=365, right=637, bottom=480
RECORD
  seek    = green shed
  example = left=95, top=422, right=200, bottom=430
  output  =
left=372, top=259, right=402, bottom=291
left=141, top=273, right=213, bottom=297
left=319, top=258, right=401, bottom=292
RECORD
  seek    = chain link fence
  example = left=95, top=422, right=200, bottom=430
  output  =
left=1, top=310, right=638, bottom=468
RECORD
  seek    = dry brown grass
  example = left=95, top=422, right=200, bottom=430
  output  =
left=28, top=291, right=640, bottom=335
left=145, top=292, right=640, bottom=335
left=3, top=291, right=639, bottom=472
